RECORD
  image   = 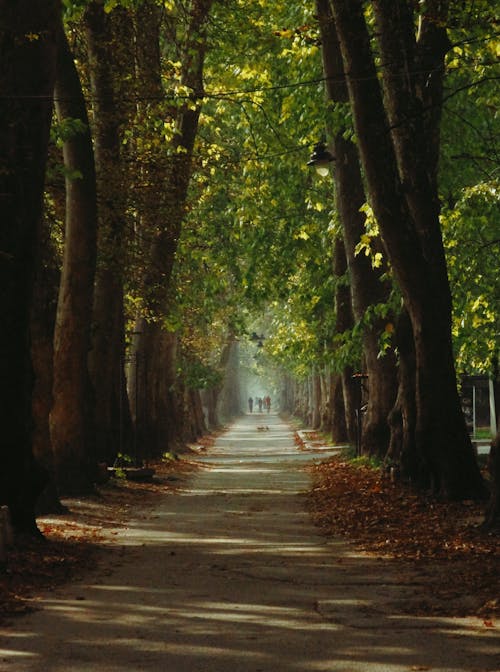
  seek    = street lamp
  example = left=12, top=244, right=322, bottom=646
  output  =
left=307, top=141, right=335, bottom=177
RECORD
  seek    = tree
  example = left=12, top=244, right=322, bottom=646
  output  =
left=0, top=0, right=60, bottom=533
left=31, top=211, right=65, bottom=513
left=84, top=1, right=133, bottom=464
left=50, top=19, right=98, bottom=495
left=128, top=0, right=214, bottom=456
left=317, top=0, right=398, bottom=456
left=329, top=0, right=485, bottom=498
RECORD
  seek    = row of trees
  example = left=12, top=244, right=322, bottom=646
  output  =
left=1, top=0, right=246, bottom=534
left=0, top=0, right=498, bottom=534
left=246, top=1, right=499, bottom=521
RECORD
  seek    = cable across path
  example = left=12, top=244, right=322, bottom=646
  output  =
left=1, top=413, right=498, bottom=671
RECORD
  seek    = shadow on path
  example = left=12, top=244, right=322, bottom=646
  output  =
left=0, top=414, right=498, bottom=671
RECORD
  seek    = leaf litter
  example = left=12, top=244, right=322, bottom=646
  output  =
left=0, top=455, right=199, bottom=623
left=307, top=455, right=499, bottom=620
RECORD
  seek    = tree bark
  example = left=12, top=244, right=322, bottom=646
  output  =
left=50, top=21, right=98, bottom=495
left=84, top=1, right=132, bottom=464
left=189, top=388, right=207, bottom=439
left=130, top=0, right=213, bottom=454
left=311, top=371, right=322, bottom=429
left=201, top=387, right=220, bottom=429
left=332, top=236, right=356, bottom=444
left=31, top=214, right=66, bottom=514
left=317, top=0, right=397, bottom=458
left=386, top=308, right=417, bottom=479
left=330, top=0, right=485, bottom=498
left=330, top=372, right=348, bottom=443
left=217, top=337, right=242, bottom=422
left=335, top=131, right=397, bottom=458
left=0, top=0, right=60, bottom=534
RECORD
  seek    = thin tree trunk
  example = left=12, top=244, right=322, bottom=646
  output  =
left=311, top=371, right=322, bottom=429
left=330, top=372, right=348, bottom=443
left=190, top=389, right=207, bottom=438
left=85, top=1, right=132, bottom=464
left=51, top=21, right=98, bottom=495
left=320, top=370, right=332, bottom=433
left=332, top=236, right=356, bottom=444
left=387, top=308, right=417, bottom=479
left=217, top=337, right=242, bottom=422
left=201, top=387, right=220, bottom=428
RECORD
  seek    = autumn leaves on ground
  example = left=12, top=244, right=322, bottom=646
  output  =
left=1, top=430, right=498, bottom=624
left=0, top=454, right=200, bottom=621
left=301, top=431, right=499, bottom=620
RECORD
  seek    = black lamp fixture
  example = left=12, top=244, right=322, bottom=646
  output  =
left=307, top=141, right=335, bottom=177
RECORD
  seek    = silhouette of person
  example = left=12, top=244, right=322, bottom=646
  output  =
left=248, top=397, right=253, bottom=413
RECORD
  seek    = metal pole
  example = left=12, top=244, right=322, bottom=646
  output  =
left=472, top=384, right=476, bottom=437
left=135, top=353, right=139, bottom=465
left=489, top=378, right=497, bottom=435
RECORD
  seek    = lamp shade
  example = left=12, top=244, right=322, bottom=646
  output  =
left=307, top=141, right=335, bottom=176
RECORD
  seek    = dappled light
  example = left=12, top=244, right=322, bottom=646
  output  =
left=1, top=414, right=498, bottom=672
left=1, top=3, right=498, bottom=671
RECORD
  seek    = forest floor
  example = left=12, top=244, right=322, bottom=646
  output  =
left=0, top=427, right=498, bottom=624
left=298, top=430, right=499, bottom=621
left=0, top=448, right=204, bottom=622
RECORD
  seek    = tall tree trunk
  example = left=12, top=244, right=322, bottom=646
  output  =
left=330, top=373, right=348, bottom=443
left=130, top=0, right=213, bottom=454
left=31, top=214, right=65, bottom=513
left=201, top=387, right=220, bottom=428
left=335, top=133, right=398, bottom=458
left=280, top=374, right=295, bottom=415
left=332, top=236, right=354, bottom=443
left=311, top=371, right=322, bottom=429
left=189, top=388, right=207, bottom=439
left=50, top=21, right=98, bottom=495
left=0, top=0, right=60, bottom=534
left=387, top=308, right=417, bottom=479
left=330, top=0, right=485, bottom=498
left=217, top=337, right=242, bottom=422
left=318, top=0, right=397, bottom=458
left=320, top=370, right=332, bottom=433
left=84, top=1, right=132, bottom=464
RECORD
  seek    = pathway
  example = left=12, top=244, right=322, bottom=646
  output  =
left=0, top=413, right=498, bottom=671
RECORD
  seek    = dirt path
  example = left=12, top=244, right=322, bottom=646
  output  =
left=1, top=414, right=498, bottom=671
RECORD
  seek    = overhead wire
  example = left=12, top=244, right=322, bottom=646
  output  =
left=1, top=55, right=498, bottom=104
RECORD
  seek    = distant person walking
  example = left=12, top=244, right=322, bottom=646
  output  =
left=248, top=397, right=253, bottom=413
left=258, top=397, right=263, bottom=412
left=264, top=395, right=271, bottom=413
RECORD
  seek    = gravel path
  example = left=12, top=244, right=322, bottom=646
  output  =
left=0, top=413, right=498, bottom=671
